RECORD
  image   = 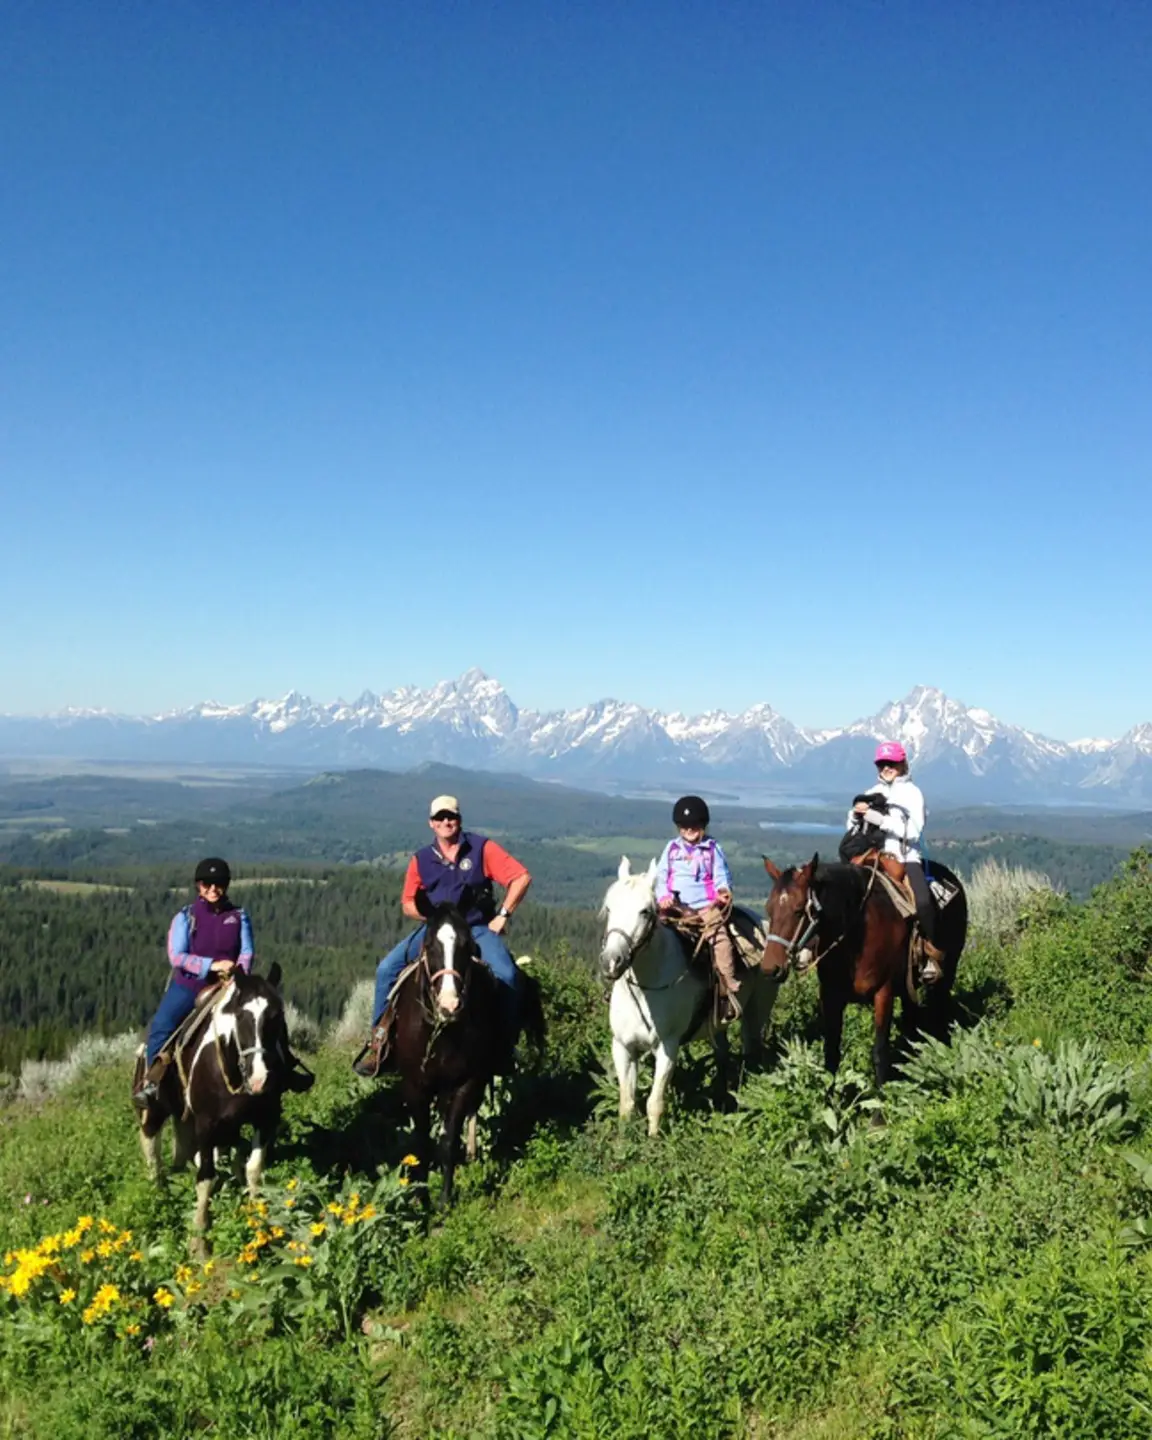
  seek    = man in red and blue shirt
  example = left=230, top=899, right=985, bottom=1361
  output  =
left=353, top=794, right=532, bottom=1075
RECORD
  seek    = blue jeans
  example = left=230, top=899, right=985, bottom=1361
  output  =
left=372, top=924, right=519, bottom=1028
left=146, top=981, right=201, bottom=1063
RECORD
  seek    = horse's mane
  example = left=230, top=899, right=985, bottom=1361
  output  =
left=806, top=861, right=874, bottom=951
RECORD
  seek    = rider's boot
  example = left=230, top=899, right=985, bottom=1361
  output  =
left=919, top=940, right=945, bottom=985
left=352, top=1008, right=394, bottom=1078
left=132, top=1054, right=169, bottom=1111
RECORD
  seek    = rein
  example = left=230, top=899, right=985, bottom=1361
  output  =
left=603, top=913, right=689, bottom=995
left=764, top=867, right=879, bottom=977
left=175, top=982, right=269, bottom=1108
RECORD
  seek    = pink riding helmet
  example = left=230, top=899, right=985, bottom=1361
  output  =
left=874, top=741, right=907, bottom=765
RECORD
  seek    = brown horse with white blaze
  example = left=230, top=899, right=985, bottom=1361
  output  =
left=760, top=854, right=967, bottom=1089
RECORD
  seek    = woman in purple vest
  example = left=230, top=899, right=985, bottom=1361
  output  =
left=133, top=856, right=255, bottom=1108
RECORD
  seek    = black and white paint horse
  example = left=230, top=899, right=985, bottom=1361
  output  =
left=136, top=963, right=295, bottom=1236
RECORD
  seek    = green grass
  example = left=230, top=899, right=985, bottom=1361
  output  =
left=4, top=855, right=1152, bottom=1437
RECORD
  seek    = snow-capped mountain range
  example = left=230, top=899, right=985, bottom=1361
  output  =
left=3, top=670, right=1151, bottom=805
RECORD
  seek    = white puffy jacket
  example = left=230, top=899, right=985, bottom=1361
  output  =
left=845, top=775, right=926, bottom=864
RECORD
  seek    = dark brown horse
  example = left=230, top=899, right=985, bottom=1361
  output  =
left=135, top=963, right=299, bottom=1237
left=390, top=893, right=545, bottom=1207
left=760, top=855, right=967, bottom=1089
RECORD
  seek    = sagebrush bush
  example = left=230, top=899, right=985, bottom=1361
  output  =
left=966, top=855, right=1061, bottom=944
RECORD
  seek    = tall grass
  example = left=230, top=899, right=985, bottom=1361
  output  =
left=966, top=855, right=1060, bottom=943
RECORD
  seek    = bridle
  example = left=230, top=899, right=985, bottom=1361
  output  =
left=763, top=887, right=824, bottom=973
left=601, top=903, right=677, bottom=990
left=420, top=926, right=473, bottom=1016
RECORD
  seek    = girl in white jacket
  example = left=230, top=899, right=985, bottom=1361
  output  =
left=848, top=741, right=945, bottom=982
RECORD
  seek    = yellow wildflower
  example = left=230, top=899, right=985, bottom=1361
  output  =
left=130, top=1251, right=144, bottom=1262
left=59, top=1289, right=77, bottom=1305
left=399, top=1177, right=409, bottom=1188
left=285, top=1198, right=296, bottom=1210
left=401, top=1154, right=419, bottom=1167
left=270, top=1227, right=285, bottom=1240
left=185, top=1280, right=202, bottom=1297
left=96, top=1240, right=114, bottom=1258
left=62, top=1227, right=83, bottom=1248
left=359, top=1205, right=377, bottom=1221
left=286, top=1177, right=298, bottom=1192
left=203, top=1260, right=216, bottom=1276
left=293, top=1254, right=314, bottom=1268
left=80, top=1249, right=95, bottom=1265
left=82, top=1283, right=121, bottom=1324
left=153, top=1288, right=175, bottom=1308
left=124, top=1323, right=141, bottom=1336
left=98, top=1219, right=117, bottom=1235
left=77, top=1216, right=94, bottom=1232
left=175, top=1264, right=193, bottom=1285
left=326, top=1202, right=345, bottom=1218
left=349, top=1192, right=361, bottom=1207
left=310, top=1222, right=327, bottom=1238
left=38, top=1235, right=61, bottom=1256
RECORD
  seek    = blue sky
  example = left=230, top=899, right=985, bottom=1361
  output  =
left=2, top=1, right=1149, bottom=739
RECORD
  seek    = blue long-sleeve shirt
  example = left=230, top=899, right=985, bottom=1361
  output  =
left=654, top=837, right=732, bottom=910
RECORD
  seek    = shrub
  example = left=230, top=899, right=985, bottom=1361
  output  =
left=967, top=856, right=1061, bottom=945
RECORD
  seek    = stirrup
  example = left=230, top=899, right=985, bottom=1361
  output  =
left=352, top=1025, right=389, bottom=1078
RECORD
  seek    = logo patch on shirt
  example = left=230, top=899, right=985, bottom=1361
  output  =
left=224, top=915, right=238, bottom=925
left=459, top=858, right=473, bottom=872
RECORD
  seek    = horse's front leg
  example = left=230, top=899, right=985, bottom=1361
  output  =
left=871, top=983, right=895, bottom=1091
left=246, top=1102, right=280, bottom=1198
left=612, top=1037, right=639, bottom=1122
left=821, top=984, right=845, bottom=1080
left=647, top=1042, right=679, bottom=1136
left=408, top=1094, right=433, bottom=1206
left=192, top=1128, right=219, bottom=1246
left=439, top=1080, right=483, bottom=1210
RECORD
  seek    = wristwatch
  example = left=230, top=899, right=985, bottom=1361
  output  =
left=498, top=906, right=511, bottom=919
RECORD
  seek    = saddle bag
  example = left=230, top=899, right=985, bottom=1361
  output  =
left=838, top=822, right=886, bottom=864
left=928, top=873, right=960, bottom=910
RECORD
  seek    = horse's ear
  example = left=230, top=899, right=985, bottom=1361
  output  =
left=414, top=887, right=433, bottom=919
left=811, top=852, right=820, bottom=872
left=763, top=856, right=781, bottom=880
left=617, top=856, right=632, bottom=882
left=266, top=961, right=282, bottom=990
left=645, top=857, right=658, bottom=887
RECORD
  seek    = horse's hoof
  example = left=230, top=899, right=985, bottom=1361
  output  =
left=188, top=1233, right=210, bottom=1262
left=869, top=1109, right=887, bottom=1130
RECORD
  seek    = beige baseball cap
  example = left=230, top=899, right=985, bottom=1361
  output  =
left=429, top=794, right=461, bottom=818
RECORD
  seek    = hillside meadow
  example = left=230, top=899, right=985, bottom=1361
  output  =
left=2, top=855, right=1152, bottom=1436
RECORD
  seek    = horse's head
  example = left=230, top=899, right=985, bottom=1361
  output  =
left=761, top=855, right=820, bottom=979
left=213, top=962, right=285, bottom=1096
left=599, top=856, right=659, bottom=982
left=415, top=890, right=477, bottom=1019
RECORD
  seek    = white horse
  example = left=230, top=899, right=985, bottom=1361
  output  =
left=599, top=856, right=780, bottom=1135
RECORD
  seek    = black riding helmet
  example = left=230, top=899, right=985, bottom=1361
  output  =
left=194, top=856, right=231, bottom=888
left=672, top=795, right=710, bottom=830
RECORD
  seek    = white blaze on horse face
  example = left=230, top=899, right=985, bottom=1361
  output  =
left=242, top=996, right=270, bottom=1094
left=435, top=920, right=460, bottom=1015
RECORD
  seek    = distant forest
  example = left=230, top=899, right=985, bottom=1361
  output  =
left=0, top=867, right=601, bottom=1072
left=0, top=764, right=1141, bottom=1068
